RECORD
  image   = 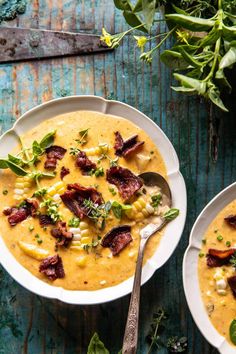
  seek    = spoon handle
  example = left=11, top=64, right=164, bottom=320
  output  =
left=122, top=238, right=146, bottom=354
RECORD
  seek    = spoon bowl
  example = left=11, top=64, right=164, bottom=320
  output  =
left=122, top=172, right=172, bottom=354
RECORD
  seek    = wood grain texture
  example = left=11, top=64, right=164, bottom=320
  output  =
left=0, top=1, right=235, bottom=353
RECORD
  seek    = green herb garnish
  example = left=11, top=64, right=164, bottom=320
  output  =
left=230, top=253, right=236, bottom=269
left=226, top=241, right=231, bottom=247
left=109, top=187, right=117, bottom=196
left=83, top=200, right=111, bottom=228
left=87, top=332, right=109, bottom=354
left=167, top=336, right=188, bottom=353
left=2, top=189, right=8, bottom=195
left=217, top=234, right=223, bottom=241
left=111, top=201, right=132, bottom=219
left=163, top=208, right=179, bottom=221
left=83, top=236, right=102, bottom=253
left=28, top=225, right=34, bottom=232
left=40, top=199, right=61, bottom=223
left=33, top=188, right=48, bottom=198
left=76, top=128, right=89, bottom=145
left=202, top=239, right=206, bottom=244
left=199, top=252, right=205, bottom=258
left=230, top=319, right=236, bottom=345
left=151, top=194, right=162, bottom=208
left=68, top=217, right=80, bottom=228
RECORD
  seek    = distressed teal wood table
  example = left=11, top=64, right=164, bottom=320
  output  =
left=0, top=1, right=236, bottom=353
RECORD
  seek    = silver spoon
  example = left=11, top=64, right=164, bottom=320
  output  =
left=122, top=172, right=172, bottom=354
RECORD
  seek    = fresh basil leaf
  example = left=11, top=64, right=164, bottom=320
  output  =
left=6, top=160, right=28, bottom=176
left=165, top=14, right=214, bottom=31
left=163, top=208, right=179, bottom=221
left=0, top=159, right=9, bottom=169
left=222, top=24, right=236, bottom=41
left=111, top=201, right=131, bottom=219
left=8, top=154, right=23, bottom=166
left=230, top=319, right=236, bottom=345
left=173, top=74, right=206, bottom=95
left=39, top=130, right=56, bottom=150
left=215, top=69, right=232, bottom=92
left=142, top=0, right=156, bottom=31
left=32, top=141, right=44, bottom=156
left=87, top=332, right=109, bottom=354
left=220, top=46, right=236, bottom=69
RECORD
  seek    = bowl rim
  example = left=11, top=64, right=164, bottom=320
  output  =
left=0, top=95, right=187, bottom=305
left=183, top=181, right=236, bottom=354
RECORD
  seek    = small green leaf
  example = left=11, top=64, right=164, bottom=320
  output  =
left=230, top=319, right=236, bottom=345
left=178, top=47, right=202, bottom=68
left=173, top=74, right=206, bottom=95
left=32, top=141, right=44, bottom=156
left=164, top=208, right=179, bottom=221
left=207, top=86, right=228, bottom=112
left=111, top=201, right=132, bottom=219
left=171, top=86, right=196, bottom=94
left=6, top=160, right=28, bottom=176
left=8, top=154, right=23, bottom=166
left=142, top=0, right=156, bottom=31
left=160, top=50, right=189, bottom=69
left=114, top=0, right=132, bottom=11
left=87, top=333, right=110, bottom=354
left=220, top=46, right=236, bottom=70
left=222, top=24, right=236, bottom=41
left=0, top=159, right=10, bottom=169
left=165, top=14, right=214, bottom=32
left=39, top=130, right=56, bottom=150
left=133, top=0, right=142, bottom=12
left=123, top=10, right=148, bottom=33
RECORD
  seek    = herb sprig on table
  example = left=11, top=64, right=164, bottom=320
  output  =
left=102, top=0, right=236, bottom=111
left=86, top=308, right=187, bottom=353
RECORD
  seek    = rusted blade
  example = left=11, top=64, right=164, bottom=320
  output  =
left=0, top=27, right=112, bottom=63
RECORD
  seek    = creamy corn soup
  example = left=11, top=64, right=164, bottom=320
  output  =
left=199, top=200, right=236, bottom=345
left=0, top=111, right=173, bottom=291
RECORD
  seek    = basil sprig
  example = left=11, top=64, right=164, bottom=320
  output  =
left=0, top=131, right=56, bottom=176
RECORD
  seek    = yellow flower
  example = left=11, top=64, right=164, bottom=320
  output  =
left=100, top=28, right=113, bottom=47
left=176, top=29, right=191, bottom=44
left=134, top=36, right=148, bottom=52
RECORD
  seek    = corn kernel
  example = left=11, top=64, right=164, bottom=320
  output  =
left=76, top=256, right=87, bottom=267
left=81, top=229, right=89, bottom=237
left=80, top=222, right=89, bottom=230
left=80, top=237, right=90, bottom=244
left=15, top=183, right=24, bottom=188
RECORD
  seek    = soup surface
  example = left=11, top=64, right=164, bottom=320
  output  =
left=199, top=200, right=236, bottom=345
left=0, top=111, right=169, bottom=290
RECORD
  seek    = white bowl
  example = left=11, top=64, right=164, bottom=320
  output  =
left=0, top=96, right=186, bottom=305
left=183, top=182, right=236, bottom=354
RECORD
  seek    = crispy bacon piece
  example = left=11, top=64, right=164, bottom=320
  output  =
left=39, top=254, right=65, bottom=281
left=206, top=248, right=236, bottom=267
left=6, top=199, right=39, bottom=226
left=106, top=166, right=143, bottom=201
left=228, top=275, right=236, bottom=297
left=60, top=166, right=70, bottom=180
left=51, top=221, right=73, bottom=247
left=60, top=183, right=103, bottom=219
left=3, top=207, right=14, bottom=216
left=114, top=131, right=144, bottom=157
left=76, top=151, right=96, bottom=174
left=44, top=145, right=67, bottom=170
left=101, top=225, right=132, bottom=256
left=39, top=214, right=54, bottom=226
left=225, top=215, right=236, bottom=229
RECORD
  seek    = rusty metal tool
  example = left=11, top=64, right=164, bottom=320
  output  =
left=0, top=27, right=112, bottom=63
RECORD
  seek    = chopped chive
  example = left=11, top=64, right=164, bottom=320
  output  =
left=29, top=225, right=34, bottom=232
left=214, top=229, right=218, bottom=233
left=35, top=234, right=40, bottom=239
left=109, top=187, right=116, bottom=196
left=2, top=189, right=8, bottom=195
left=217, top=235, right=223, bottom=241
left=226, top=241, right=231, bottom=247
left=202, top=239, right=206, bottom=244
left=150, top=151, right=154, bottom=154
left=199, top=252, right=205, bottom=258
left=37, top=239, right=43, bottom=244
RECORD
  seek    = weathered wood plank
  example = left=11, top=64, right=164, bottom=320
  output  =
left=0, top=1, right=235, bottom=353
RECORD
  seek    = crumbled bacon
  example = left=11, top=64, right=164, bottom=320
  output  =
left=44, top=145, right=67, bottom=170
left=51, top=221, right=73, bottom=247
left=225, top=215, right=236, bottom=229
left=114, top=131, right=144, bottom=157
left=101, top=225, right=132, bottom=256
left=106, top=166, right=143, bottom=201
left=39, top=254, right=65, bottom=281
left=60, top=183, right=103, bottom=219
left=228, top=275, right=236, bottom=297
left=6, top=199, right=39, bottom=226
left=3, top=207, right=14, bottom=216
left=60, top=166, right=70, bottom=180
left=76, top=151, right=96, bottom=174
left=206, top=248, right=236, bottom=267
left=39, top=214, right=54, bottom=226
